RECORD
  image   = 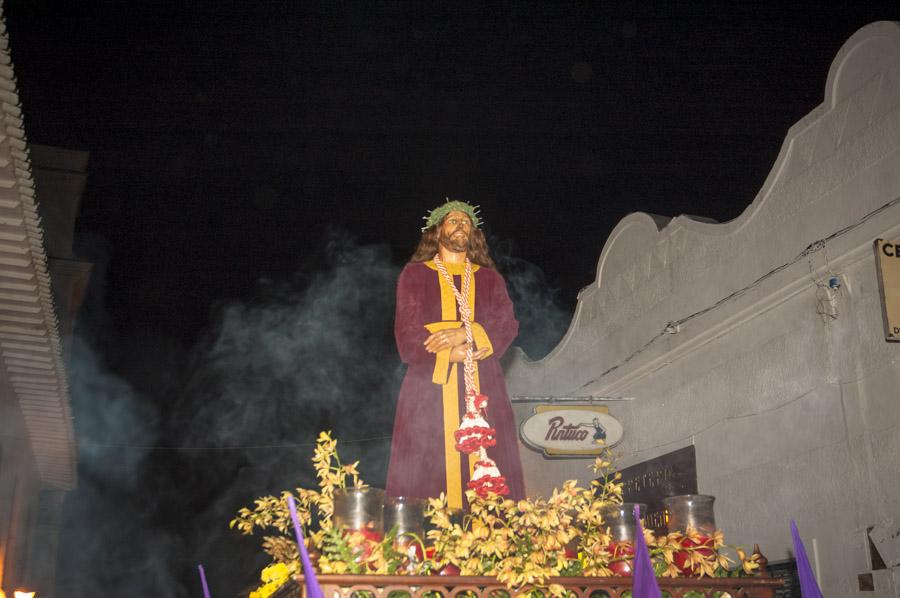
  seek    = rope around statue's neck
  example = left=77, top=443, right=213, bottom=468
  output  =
left=432, top=254, right=477, bottom=401
left=433, top=254, right=510, bottom=499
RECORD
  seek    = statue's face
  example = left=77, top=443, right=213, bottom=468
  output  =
left=438, top=210, right=472, bottom=253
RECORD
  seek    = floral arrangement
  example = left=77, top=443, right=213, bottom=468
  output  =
left=230, top=431, right=361, bottom=567
left=231, top=432, right=760, bottom=597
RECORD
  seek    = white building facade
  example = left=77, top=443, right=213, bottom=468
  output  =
left=507, top=21, right=900, bottom=597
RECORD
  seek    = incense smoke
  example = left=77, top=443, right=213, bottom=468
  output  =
left=171, top=230, right=404, bottom=594
left=58, top=228, right=570, bottom=596
left=493, top=237, right=570, bottom=360
left=175, top=230, right=568, bottom=591
left=55, top=335, right=188, bottom=597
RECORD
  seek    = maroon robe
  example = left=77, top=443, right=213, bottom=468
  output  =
left=386, top=260, right=525, bottom=507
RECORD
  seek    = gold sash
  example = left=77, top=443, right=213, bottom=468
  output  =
left=423, top=261, right=493, bottom=508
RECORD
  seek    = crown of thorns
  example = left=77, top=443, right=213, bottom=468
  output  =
left=422, top=199, right=482, bottom=231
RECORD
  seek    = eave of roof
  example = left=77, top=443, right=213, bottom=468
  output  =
left=0, top=10, right=75, bottom=490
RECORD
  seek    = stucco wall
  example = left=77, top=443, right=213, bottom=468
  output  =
left=506, top=21, right=900, bottom=596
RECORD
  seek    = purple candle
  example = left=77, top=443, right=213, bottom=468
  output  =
left=198, top=563, right=211, bottom=598
left=287, top=495, right=325, bottom=598
left=632, top=504, right=662, bottom=598
left=791, top=520, right=824, bottom=598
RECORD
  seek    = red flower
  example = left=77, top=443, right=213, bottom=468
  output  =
left=672, top=535, right=715, bottom=575
left=468, top=474, right=509, bottom=498
left=454, top=425, right=497, bottom=453
left=605, top=541, right=635, bottom=576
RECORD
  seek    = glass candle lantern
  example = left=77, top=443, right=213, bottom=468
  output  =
left=383, top=496, right=425, bottom=545
left=333, top=487, right=385, bottom=538
left=663, top=494, right=716, bottom=535
left=599, top=503, right=648, bottom=577
left=600, top=502, right=649, bottom=543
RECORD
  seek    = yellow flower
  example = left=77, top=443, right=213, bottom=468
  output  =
left=260, top=562, right=289, bottom=584
left=248, top=580, right=279, bottom=598
left=236, top=430, right=769, bottom=589
left=742, top=556, right=760, bottom=575
left=711, top=529, right=725, bottom=547
left=472, top=518, right=490, bottom=539
left=717, top=553, right=732, bottom=569
left=662, top=562, right=681, bottom=578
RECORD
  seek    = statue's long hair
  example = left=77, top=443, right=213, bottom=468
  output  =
left=410, top=224, right=496, bottom=269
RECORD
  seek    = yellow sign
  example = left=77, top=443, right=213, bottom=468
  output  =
left=875, top=239, right=900, bottom=341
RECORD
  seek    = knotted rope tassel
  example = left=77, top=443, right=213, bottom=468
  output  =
left=433, top=255, right=508, bottom=498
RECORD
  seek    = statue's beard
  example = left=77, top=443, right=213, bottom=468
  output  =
left=439, top=230, right=469, bottom=253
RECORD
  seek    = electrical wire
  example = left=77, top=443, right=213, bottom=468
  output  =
left=79, top=434, right=394, bottom=451
left=575, top=195, right=900, bottom=390
left=0, top=431, right=394, bottom=451
left=11, top=198, right=900, bottom=451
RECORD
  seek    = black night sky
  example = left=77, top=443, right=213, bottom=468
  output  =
left=4, top=2, right=898, bottom=596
